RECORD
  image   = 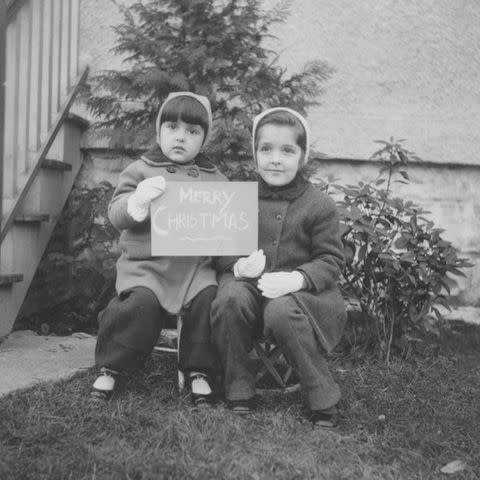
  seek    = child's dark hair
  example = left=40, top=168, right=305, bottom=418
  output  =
left=254, top=110, right=307, bottom=153
left=160, top=95, right=209, bottom=134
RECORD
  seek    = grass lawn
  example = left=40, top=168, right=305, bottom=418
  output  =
left=0, top=323, right=479, bottom=480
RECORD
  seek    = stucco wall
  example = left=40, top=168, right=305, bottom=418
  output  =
left=264, top=0, right=480, bottom=164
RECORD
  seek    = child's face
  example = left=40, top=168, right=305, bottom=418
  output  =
left=159, top=119, right=205, bottom=163
left=256, top=124, right=303, bottom=187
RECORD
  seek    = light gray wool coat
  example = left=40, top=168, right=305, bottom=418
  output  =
left=109, top=148, right=227, bottom=314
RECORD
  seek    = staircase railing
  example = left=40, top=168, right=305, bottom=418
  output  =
left=0, top=0, right=87, bottom=246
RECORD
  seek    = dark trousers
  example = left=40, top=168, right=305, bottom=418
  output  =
left=211, top=279, right=340, bottom=410
left=95, top=285, right=218, bottom=374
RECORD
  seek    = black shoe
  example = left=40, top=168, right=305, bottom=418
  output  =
left=305, top=405, right=339, bottom=429
left=227, top=398, right=255, bottom=415
left=188, top=373, right=215, bottom=408
left=90, top=389, right=113, bottom=402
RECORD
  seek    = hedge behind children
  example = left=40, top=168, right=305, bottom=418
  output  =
left=91, top=92, right=227, bottom=406
left=211, top=107, right=347, bottom=427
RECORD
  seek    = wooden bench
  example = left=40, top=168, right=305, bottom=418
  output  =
left=152, top=317, right=299, bottom=392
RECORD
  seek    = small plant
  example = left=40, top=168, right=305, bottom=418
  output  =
left=328, top=139, right=472, bottom=362
left=15, top=181, right=118, bottom=335
left=61, top=180, right=118, bottom=318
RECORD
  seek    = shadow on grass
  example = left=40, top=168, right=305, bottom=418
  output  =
left=0, top=325, right=479, bottom=480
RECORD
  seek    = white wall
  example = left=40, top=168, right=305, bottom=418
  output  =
left=263, top=0, right=480, bottom=164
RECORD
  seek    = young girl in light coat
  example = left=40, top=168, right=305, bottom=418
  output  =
left=92, top=92, right=227, bottom=406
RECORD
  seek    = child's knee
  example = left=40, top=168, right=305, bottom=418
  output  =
left=196, top=285, right=217, bottom=304
left=212, top=282, right=253, bottom=314
left=263, top=296, right=299, bottom=337
left=99, top=289, right=163, bottom=339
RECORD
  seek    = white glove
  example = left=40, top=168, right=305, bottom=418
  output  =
left=258, top=271, right=306, bottom=299
left=127, top=176, right=166, bottom=222
left=233, top=249, right=266, bottom=279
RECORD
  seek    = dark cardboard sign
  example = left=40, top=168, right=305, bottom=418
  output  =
left=151, top=181, right=258, bottom=256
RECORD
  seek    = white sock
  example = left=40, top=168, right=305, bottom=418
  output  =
left=189, top=372, right=212, bottom=395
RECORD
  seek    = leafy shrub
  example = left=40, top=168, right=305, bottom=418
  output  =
left=318, top=139, right=473, bottom=362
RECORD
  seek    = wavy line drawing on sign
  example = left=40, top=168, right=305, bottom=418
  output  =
left=179, top=236, right=232, bottom=242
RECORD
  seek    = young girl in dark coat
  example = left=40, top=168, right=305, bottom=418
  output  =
left=91, top=92, right=227, bottom=405
left=211, top=107, right=346, bottom=427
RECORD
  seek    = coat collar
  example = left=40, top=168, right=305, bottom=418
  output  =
left=258, top=173, right=309, bottom=201
left=141, top=145, right=217, bottom=173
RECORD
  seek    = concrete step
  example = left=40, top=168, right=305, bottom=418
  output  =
left=14, top=214, right=50, bottom=224
left=41, top=158, right=72, bottom=172
left=0, top=273, right=23, bottom=287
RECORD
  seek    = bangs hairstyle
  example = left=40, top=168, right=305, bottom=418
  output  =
left=160, top=95, right=209, bottom=133
left=254, top=110, right=307, bottom=153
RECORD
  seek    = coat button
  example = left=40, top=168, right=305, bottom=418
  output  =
left=276, top=214, right=282, bottom=220
left=166, top=166, right=177, bottom=173
left=188, top=168, right=199, bottom=177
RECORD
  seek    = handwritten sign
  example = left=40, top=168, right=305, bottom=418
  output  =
left=151, top=181, right=258, bottom=256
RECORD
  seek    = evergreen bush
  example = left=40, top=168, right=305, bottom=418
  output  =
left=85, top=0, right=332, bottom=170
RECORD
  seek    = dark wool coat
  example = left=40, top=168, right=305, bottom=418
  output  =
left=216, top=181, right=346, bottom=353
left=110, top=147, right=227, bottom=314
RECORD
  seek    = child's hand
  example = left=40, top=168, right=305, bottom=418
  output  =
left=127, top=176, right=166, bottom=221
left=233, top=249, right=266, bottom=279
left=258, top=271, right=305, bottom=298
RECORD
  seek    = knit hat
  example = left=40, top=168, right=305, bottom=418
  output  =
left=155, top=91, right=213, bottom=146
left=252, top=107, right=310, bottom=164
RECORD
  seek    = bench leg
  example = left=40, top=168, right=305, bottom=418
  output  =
left=253, top=339, right=286, bottom=388
left=177, top=317, right=185, bottom=391
left=151, top=316, right=185, bottom=391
